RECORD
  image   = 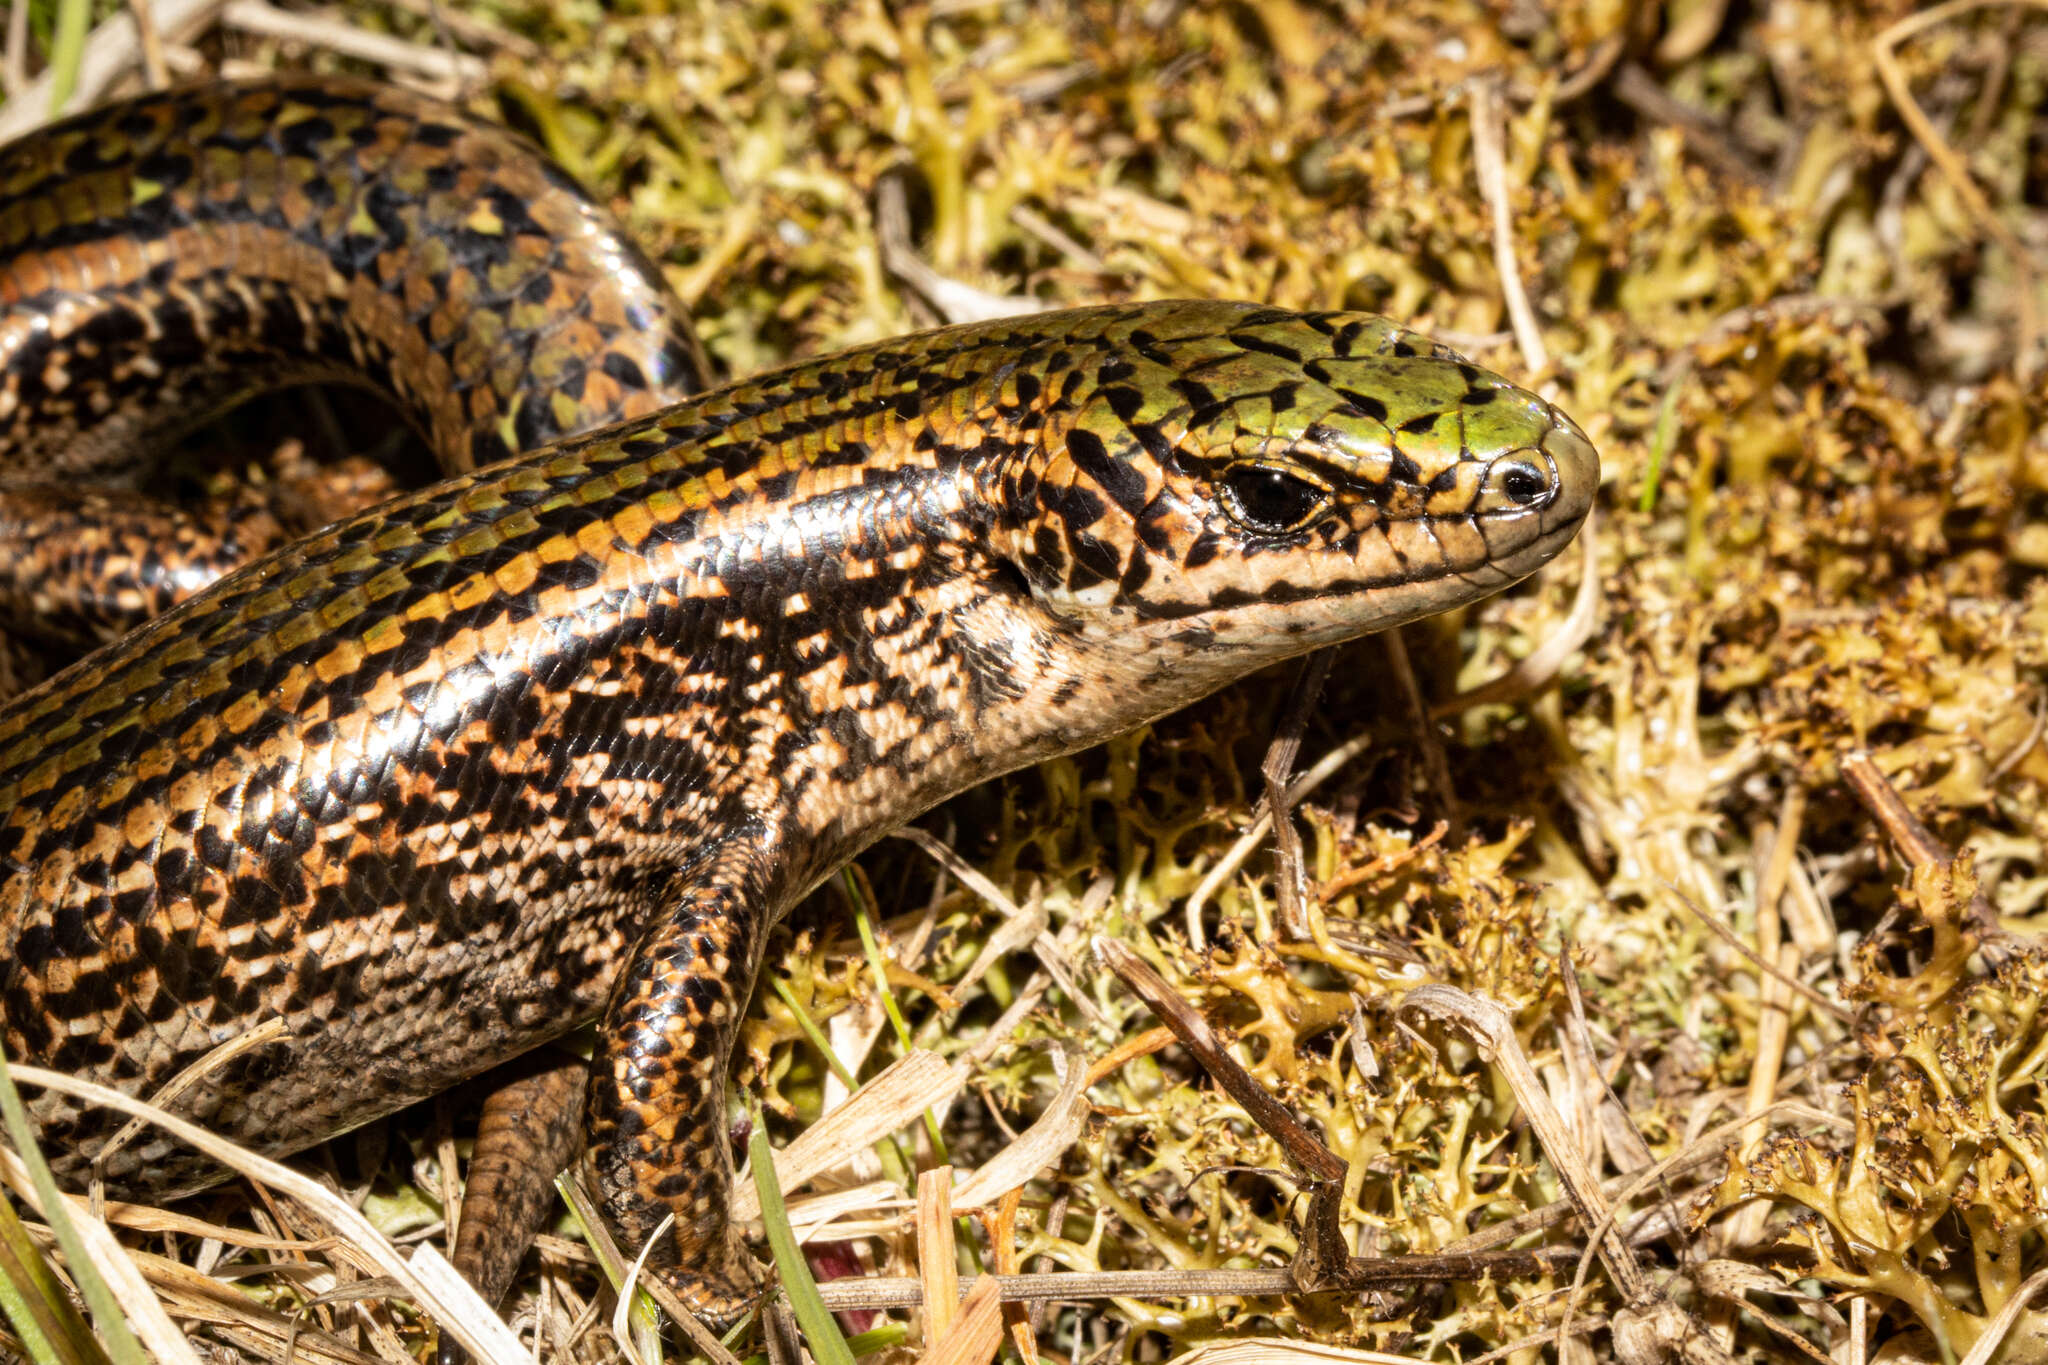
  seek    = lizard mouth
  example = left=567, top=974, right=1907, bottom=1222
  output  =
left=1458, top=415, right=1600, bottom=591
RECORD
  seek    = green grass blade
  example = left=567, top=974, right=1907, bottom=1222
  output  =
left=45, top=0, right=89, bottom=114
left=769, top=978, right=857, bottom=1091
left=840, top=871, right=949, bottom=1162
left=0, top=1051, right=145, bottom=1365
left=549, top=1173, right=663, bottom=1362
left=1639, top=359, right=1689, bottom=514
left=843, top=1322, right=908, bottom=1355
left=0, top=1192, right=105, bottom=1365
left=748, top=1121, right=854, bottom=1365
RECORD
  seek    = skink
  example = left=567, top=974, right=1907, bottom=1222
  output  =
left=0, top=76, right=1598, bottom=1325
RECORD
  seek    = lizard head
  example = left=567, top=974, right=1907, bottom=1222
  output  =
left=978, top=302, right=1598, bottom=697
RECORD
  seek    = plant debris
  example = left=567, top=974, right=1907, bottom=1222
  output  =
left=2, top=0, right=2047, bottom=1362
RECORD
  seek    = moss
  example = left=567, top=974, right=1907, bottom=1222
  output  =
left=12, top=0, right=2048, bottom=1360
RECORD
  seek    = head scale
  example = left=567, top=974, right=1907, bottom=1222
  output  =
left=975, top=301, right=1597, bottom=682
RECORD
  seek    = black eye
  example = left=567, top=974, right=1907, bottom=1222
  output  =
left=1497, top=460, right=1550, bottom=507
left=1220, top=465, right=1327, bottom=534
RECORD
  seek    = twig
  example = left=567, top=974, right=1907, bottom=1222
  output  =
left=1842, top=751, right=1960, bottom=869
left=1664, top=886, right=1852, bottom=1025
left=374, top=0, right=540, bottom=56
left=1400, top=986, right=1644, bottom=1299
left=1094, top=940, right=1565, bottom=1293
left=126, top=0, right=167, bottom=87
left=1956, top=1265, right=2048, bottom=1365
left=1382, top=629, right=1460, bottom=843
left=1399, top=989, right=1740, bottom=1362
left=1261, top=649, right=1334, bottom=941
left=219, top=0, right=485, bottom=84
left=1441, top=1097, right=1851, bottom=1257
left=1317, top=821, right=1447, bottom=904
left=808, top=1254, right=1573, bottom=1313
left=1962, top=4, right=2023, bottom=147
left=1184, top=730, right=1374, bottom=949
left=1008, top=204, right=1107, bottom=275
left=4, top=0, right=27, bottom=96
left=1469, top=76, right=1549, bottom=375
left=877, top=175, right=1044, bottom=326
left=1402, top=982, right=1744, bottom=1365
left=1095, top=937, right=1343, bottom=1183
left=1553, top=33, right=1624, bottom=103
left=1461, top=1316, right=1614, bottom=1365
left=1839, top=749, right=2004, bottom=946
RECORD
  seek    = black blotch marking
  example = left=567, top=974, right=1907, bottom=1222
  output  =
left=11, top=923, right=53, bottom=971
left=275, top=115, right=337, bottom=161
left=132, top=151, right=194, bottom=192
left=1228, top=331, right=1303, bottom=363
left=1046, top=478, right=1106, bottom=530
left=1067, top=428, right=1147, bottom=518
left=602, top=352, right=648, bottom=390
left=1339, top=390, right=1389, bottom=423
left=1128, top=329, right=1176, bottom=367
left=1102, top=385, right=1145, bottom=422
left=414, top=122, right=465, bottom=148
left=117, top=109, right=163, bottom=143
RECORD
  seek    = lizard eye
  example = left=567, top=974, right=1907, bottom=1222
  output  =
left=1496, top=459, right=1550, bottom=506
left=1220, top=465, right=1327, bottom=534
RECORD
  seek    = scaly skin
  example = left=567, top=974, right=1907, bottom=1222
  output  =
left=0, top=79, right=1599, bottom=1321
left=0, top=76, right=704, bottom=643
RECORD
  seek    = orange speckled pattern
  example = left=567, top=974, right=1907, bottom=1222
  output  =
left=0, top=79, right=1598, bottom=1320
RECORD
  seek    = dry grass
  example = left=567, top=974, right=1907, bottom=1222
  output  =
left=3, top=0, right=2047, bottom=1362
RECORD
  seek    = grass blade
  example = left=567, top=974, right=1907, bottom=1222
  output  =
left=0, top=1051, right=145, bottom=1365
left=749, top=1119, right=855, bottom=1365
